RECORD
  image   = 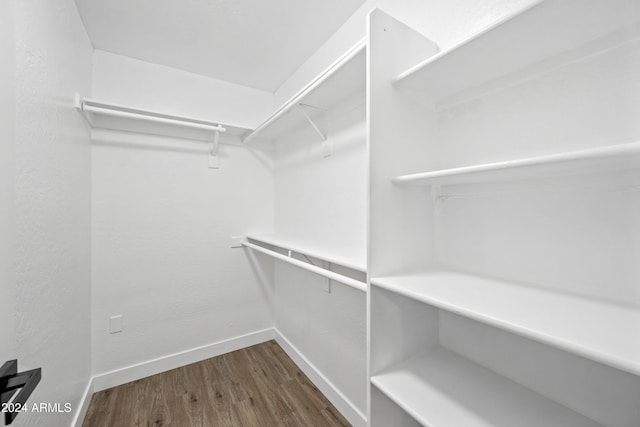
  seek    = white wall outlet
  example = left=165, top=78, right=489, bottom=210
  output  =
left=230, top=236, right=245, bottom=248
left=110, top=315, right=123, bottom=334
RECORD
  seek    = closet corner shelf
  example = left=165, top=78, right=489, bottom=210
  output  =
left=371, top=272, right=640, bottom=376
left=75, top=95, right=250, bottom=142
left=372, top=348, right=600, bottom=427
left=245, top=234, right=366, bottom=273
left=242, top=39, right=366, bottom=145
left=395, top=0, right=640, bottom=100
left=393, top=141, right=640, bottom=187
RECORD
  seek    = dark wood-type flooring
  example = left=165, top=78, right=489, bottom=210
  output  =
left=82, top=340, right=351, bottom=427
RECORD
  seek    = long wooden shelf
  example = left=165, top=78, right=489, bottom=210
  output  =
left=242, top=40, right=366, bottom=144
left=393, top=141, right=640, bottom=187
left=246, top=234, right=366, bottom=272
left=396, top=0, right=640, bottom=100
left=372, top=347, right=601, bottom=427
left=371, top=271, right=640, bottom=376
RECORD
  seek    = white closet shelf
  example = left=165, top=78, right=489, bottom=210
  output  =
left=395, top=0, right=640, bottom=100
left=245, top=234, right=366, bottom=272
left=372, top=347, right=601, bottom=427
left=371, top=271, right=640, bottom=376
left=242, top=39, right=366, bottom=144
left=393, top=141, right=640, bottom=187
left=76, top=95, right=249, bottom=142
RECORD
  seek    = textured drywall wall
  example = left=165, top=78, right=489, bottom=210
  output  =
left=273, top=98, right=368, bottom=417
left=274, top=100, right=367, bottom=262
left=13, top=0, right=93, bottom=425
left=275, top=0, right=537, bottom=106
left=0, top=0, right=16, bottom=364
left=274, top=263, right=367, bottom=418
left=91, top=52, right=276, bottom=376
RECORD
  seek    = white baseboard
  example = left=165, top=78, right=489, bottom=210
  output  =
left=71, top=376, right=94, bottom=427
left=92, top=328, right=275, bottom=392
left=274, top=329, right=368, bottom=427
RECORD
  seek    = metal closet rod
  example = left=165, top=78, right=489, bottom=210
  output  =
left=76, top=94, right=227, bottom=134
left=242, top=241, right=366, bottom=292
left=83, top=104, right=227, bottom=133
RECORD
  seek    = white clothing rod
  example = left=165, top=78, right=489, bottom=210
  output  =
left=242, top=241, right=366, bottom=292
left=82, top=104, right=226, bottom=134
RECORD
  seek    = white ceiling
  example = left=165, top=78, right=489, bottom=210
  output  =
left=74, top=0, right=367, bottom=93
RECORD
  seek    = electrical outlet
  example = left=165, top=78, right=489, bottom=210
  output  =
left=110, top=315, right=123, bottom=334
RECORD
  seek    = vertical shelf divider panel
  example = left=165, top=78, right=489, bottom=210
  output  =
left=366, top=9, right=439, bottom=426
left=367, top=9, right=439, bottom=283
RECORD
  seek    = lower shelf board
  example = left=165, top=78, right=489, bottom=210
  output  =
left=371, top=271, right=640, bottom=376
left=371, top=347, right=601, bottom=427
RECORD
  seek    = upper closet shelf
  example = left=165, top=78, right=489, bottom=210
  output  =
left=242, top=39, right=366, bottom=145
left=394, top=141, right=640, bottom=187
left=245, top=234, right=366, bottom=272
left=75, top=94, right=249, bottom=143
left=395, top=0, right=640, bottom=100
left=371, top=271, right=640, bottom=376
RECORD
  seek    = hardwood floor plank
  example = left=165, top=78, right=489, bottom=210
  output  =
left=83, top=340, right=352, bottom=427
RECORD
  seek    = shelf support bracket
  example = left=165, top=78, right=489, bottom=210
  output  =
left=322, top=261, right=332, bottom=293
left=431, top=185, right=442, bottom=201
left=297, top=104, right=332, bottom=157
left=74, top=93, right=83, bottom=111
left=208, top=126, right=225, bottom=169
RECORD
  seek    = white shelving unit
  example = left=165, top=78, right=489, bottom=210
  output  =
left=393, top=141, right=640, bottom=187
left=395, top=0, right=640, bottom=100
left=372, top=271, right=640, bottom=376
left=368, top=3, right=640, bottom=426
left=242, top=39, right=366, bottom=145
left=371, top=347, right=601, bottom=427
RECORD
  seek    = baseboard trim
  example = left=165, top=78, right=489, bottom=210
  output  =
left=92, top=328, right=275, bottom=392
left=274, top=328, right=367, bottom=427
left=71, top=376, right=94, bottom=427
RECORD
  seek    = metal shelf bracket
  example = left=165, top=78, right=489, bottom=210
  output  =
left=297, top=103, right=332, bottom=157
left=208, top=127, right=225, bottom=169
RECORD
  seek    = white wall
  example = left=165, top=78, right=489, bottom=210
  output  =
left=13, top=0, right=93, bottom=425
left=273, top=98, right=368, bottom=421
left=91, top=52, right=276, bottom=378
left=274, top=98, right=367, bottom=261
left=275, top=0, right=536, bottom=106
left=0, top=0, right=16, bottom=365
